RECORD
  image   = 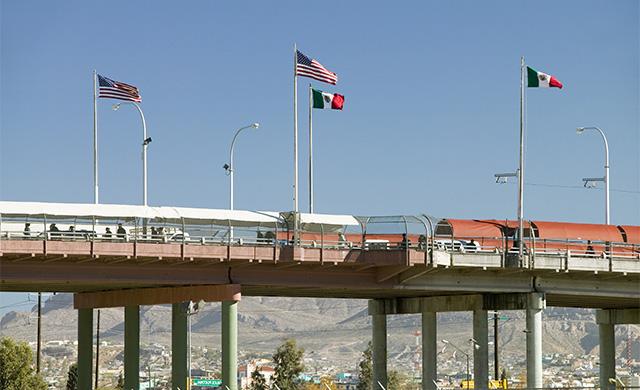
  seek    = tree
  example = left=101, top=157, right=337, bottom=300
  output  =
left=387, top=370, right=413, bottom=389
left=272, top=339, right=304, bottom=390
left=356, top=342, right=372, bottom=390
left=249, top=368, right=268, bottom=390
left=115, top=372, right=124, bottom=389
left=66, top=363, right=78, bottom=390
left=0, top=337, right=47, bottom=390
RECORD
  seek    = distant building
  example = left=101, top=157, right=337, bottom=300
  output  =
left=239, top=359, right=275, bottom=388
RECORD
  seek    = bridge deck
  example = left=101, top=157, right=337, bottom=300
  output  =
left=1, top=239, right=638, bottom=309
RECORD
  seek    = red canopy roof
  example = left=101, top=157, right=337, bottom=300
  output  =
left=532, top=221, right=624, bottom=242
left=619, top=225, right=640, bottom=244
left=443, top=219, right=504, bottom=238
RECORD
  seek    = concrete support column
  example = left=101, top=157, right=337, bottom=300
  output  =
left=372, top=311, right=388, bottom=389
left=526, top=307, right=542, bottom=388
left=598, top=321, right=615, bottom=389
left=77, top=308, right=93, bottom=390
left=222, top=301, right=238, bottom=390
left=124, top=305, right=140, bottom=390
left=473, top=310, right=489, bottom=389
left=422, top=311, right=437, bottom=390
left=172, top=303, right=188, bottom=390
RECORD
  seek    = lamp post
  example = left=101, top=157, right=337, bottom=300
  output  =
left=442, top=339, right=471, bottom=387
left=113, top=102, right=151, bottom=206
left=186, top=300, right=204, bottom=389
left=224, top=123, right=260, bottom=212
left=576, top=126, right=610, bottom=224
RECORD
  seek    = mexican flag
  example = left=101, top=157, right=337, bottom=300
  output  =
left=312, top=88, right=344, bottom=110
left=527, top=66, right=563, bottom=89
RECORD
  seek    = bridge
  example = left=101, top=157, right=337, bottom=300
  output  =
left=1, top=201, right=638, bottom=389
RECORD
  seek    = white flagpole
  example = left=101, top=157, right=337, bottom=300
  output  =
left=93, top=70, right=99, bottom=204
left=308, top=83, right=314, bottom=214
left=518, top=57, right=525, bottom=259
left=293, top=44, right=299, bottom=242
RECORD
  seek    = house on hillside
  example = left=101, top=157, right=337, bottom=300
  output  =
left=239, top=359, right=275, bottom=388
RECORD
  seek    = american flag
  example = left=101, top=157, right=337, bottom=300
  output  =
left=98, top=74, right=142, bottom=102
left=296, top=50, right=338, bottom=85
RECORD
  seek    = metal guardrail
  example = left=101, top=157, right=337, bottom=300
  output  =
left=0, top=215, right=638, bottom=261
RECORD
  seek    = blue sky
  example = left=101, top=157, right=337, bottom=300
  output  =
left=0, top=1, right=638, bottom=311
left=1, top=0, right=638, bottom=223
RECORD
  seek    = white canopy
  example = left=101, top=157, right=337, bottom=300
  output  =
left=280, top=211, right=361, bottom=233
left=0, top=201, right=281, bottom=227
left=298, top=212, right=360, bottom=227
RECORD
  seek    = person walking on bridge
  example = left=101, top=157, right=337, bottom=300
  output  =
left=117, top=223, right=126, bottom=239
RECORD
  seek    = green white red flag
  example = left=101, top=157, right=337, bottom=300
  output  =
left=527, top=66, right=563, bottom=89
left=312, top=89, right=344, bottom=110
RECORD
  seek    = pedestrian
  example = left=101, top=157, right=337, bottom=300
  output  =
left=117, top=223, right=126, bottom=239
left=23, top=223, right=31, bottom=237
left=586, top=240, right=595, bottom=256
left=418, top=234, right=427, bottom=250
left=104, top=227, right=113, bottom=239
left=49, top=223, right=60, bottom=239
left=401, top=233, right=410, bottom=249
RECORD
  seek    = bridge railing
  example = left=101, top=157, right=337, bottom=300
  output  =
left=1, top=212, right=638, bottom=261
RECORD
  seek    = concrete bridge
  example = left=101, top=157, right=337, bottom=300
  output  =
left=0, top=201, right=638, bottom=389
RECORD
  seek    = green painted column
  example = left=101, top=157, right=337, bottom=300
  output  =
left=422, top=311, right=437, bottom=390
left=222, top=300, right=238, bottom=390
left=124, top=305, right=140, bottom=390
left=172, top=303, right=189, bottom=390
left=372, top=311, right=387, bottom=389
left=599, top=321, right=616, bottom=390
left=77, top=308, right=93, bottom=390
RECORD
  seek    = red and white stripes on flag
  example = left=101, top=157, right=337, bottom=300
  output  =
left=296, top=50, right=338, bottom=85
left=97, top=74, right=142, bottom=102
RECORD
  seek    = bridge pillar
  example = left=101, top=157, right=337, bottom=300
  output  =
left=599, top=321, right=615, bottom=389
left=596, top=309, right=640, bottom=389
left=172, top=303, right=189, bottom=390
left=222, top=300, right=238, bottom=390
left=525, top=294, right=544, bottom=389
left=473, top=310, right=489, bottom=389
left=422, top=311, right=437, bottom=390
left=370, top=303, right=388, bottom=389
left=77, top=308, right=93, bottom=390
left=124, top=305, right=140, bottom=390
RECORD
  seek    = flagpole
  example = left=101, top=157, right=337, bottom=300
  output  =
left=308, top=83, right=314, bottom=214
left=518, top=56, right=525, bottom=261
left=93, top=70, right=99, bottom=204
left=293, top=44, right=299, bottom=242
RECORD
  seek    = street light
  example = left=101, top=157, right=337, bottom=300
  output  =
left=576, top=126, right=610, bottom=224
left=112, top=102, right=150, bottom=206
left=186, top=300, right=204, bottom=389
left=224, top=123, right=260, bottom=212
left=494, top=171, right=518, bottom=184
left=442, top=339, right=471, bottom=386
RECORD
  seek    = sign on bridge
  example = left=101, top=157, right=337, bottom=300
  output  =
left=192, top=378, right=222, bottom=387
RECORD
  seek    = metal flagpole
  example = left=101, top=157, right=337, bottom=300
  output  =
left=518, top=56, right=525, bottom=260
left=308, top=83, right=314, bottom=214
left=293, top=44, right=299, bottom=242
left=93, top=70, right=99, bottom=204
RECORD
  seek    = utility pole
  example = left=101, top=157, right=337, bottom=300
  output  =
left=95, top=309, right=100, bottom=389
left=36, top=292, right=42, bottom=374
left=494, top=311, right=499, bottom=379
